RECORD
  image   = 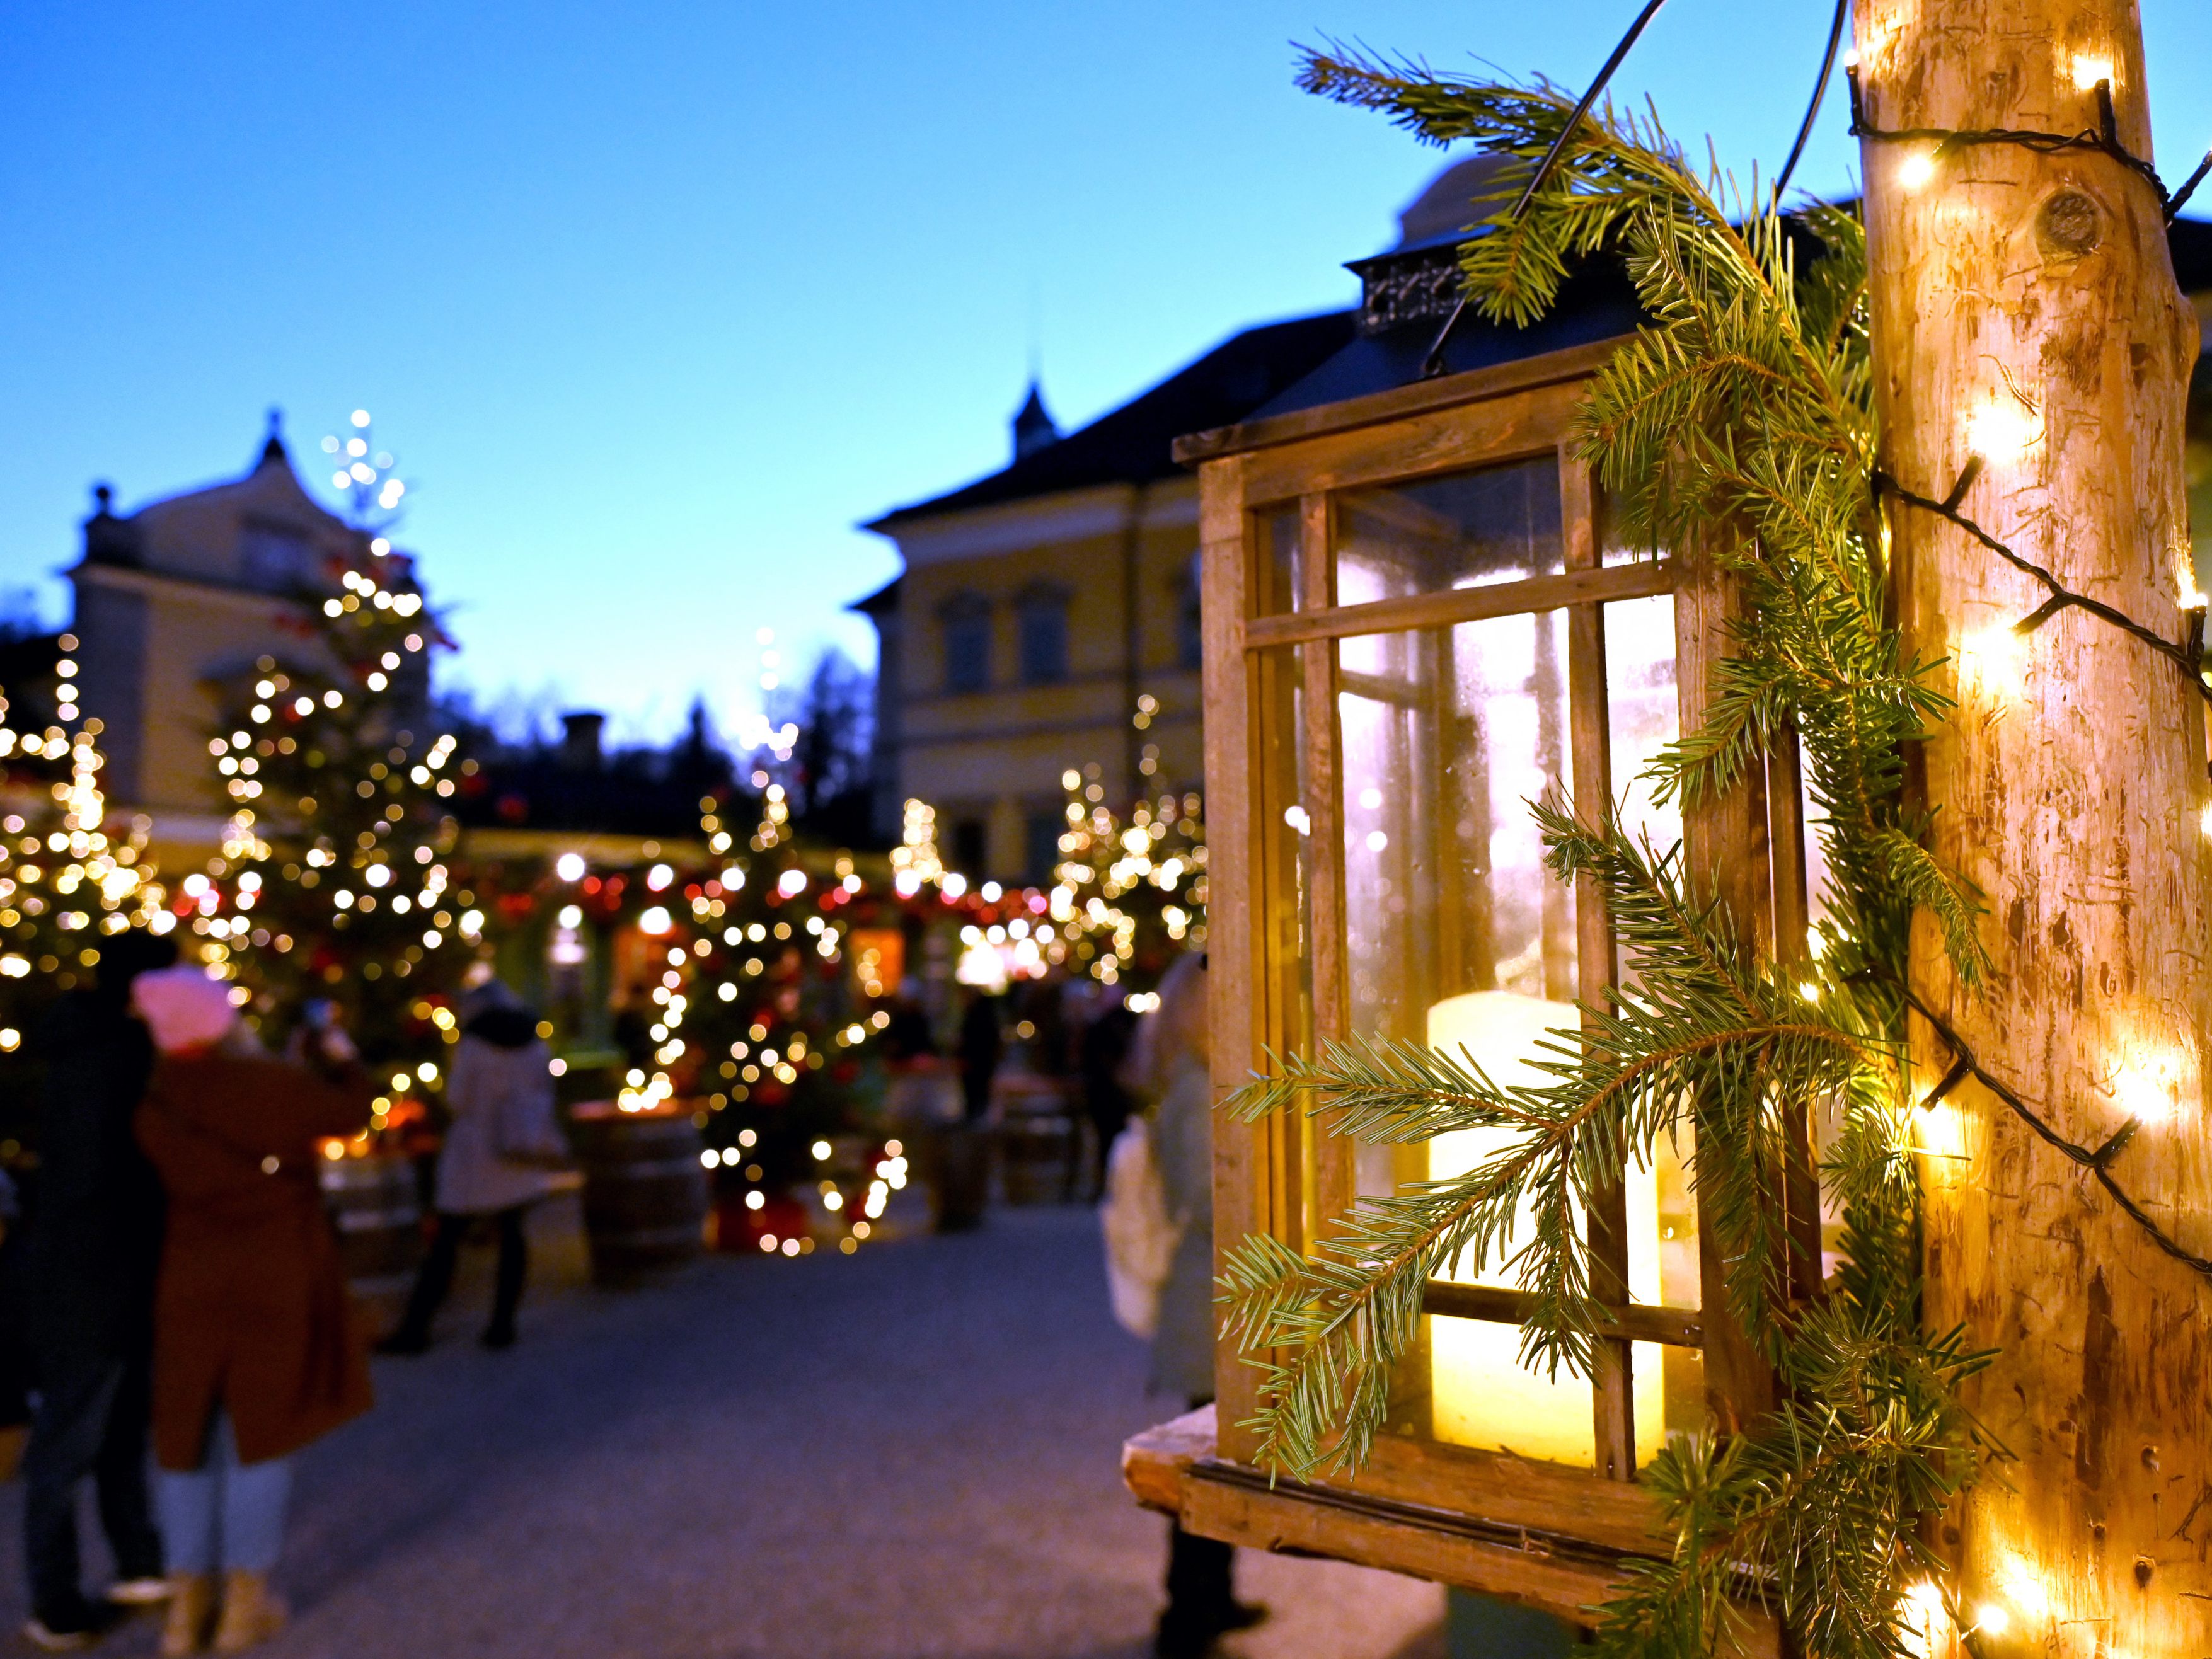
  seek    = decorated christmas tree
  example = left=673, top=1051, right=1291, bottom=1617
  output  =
left=0, top=633, right=175, bottom=1139
left=584, top=784, right=894, bottom=1253
left=1042, top=766, right=1206, bottom=987
left=199, top=540, right=483, bottom=1128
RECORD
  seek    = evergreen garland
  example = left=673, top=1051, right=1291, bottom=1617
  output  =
left=1216, top=58, right=2002, bottom=1656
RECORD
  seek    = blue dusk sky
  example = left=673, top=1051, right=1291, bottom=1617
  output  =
left=4, top=4, right=2208, bottom=743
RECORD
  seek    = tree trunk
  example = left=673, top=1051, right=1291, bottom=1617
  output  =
left=1854, top=2, right=2210, bottom=1652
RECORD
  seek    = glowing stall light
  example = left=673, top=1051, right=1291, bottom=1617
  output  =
left=637, top=906, right=673, bottom=936
left=647, top=863, right=675, bottom=892
left=955, top=938, right=1010, bottom=994
left=555, top=852, right=587, bottom=882
left=1424, top=990, right=1676, bottom=1467
left=776, top=868, right=807, bottom=900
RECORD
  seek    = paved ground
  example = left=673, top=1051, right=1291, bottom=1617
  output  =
left=10, top=1199, right=1443, bottom=1659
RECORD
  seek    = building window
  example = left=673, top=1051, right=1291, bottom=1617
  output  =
left=941, top=595, right=991, bottom=694
left=1017, top=586, right=1069, bottom=686
left=1177, top=553, right=1204, bottom=670
left=949, top=817, right=988, bottom=877
left=240, top=520, right=309, bottom=590
left=1023, top=811, right=1063, bottom=883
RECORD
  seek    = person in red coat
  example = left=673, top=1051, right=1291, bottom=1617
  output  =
left=130, top=967, right=374, bottom=1655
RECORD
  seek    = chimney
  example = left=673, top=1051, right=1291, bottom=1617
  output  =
left=560, top=711, right=605, bottom=771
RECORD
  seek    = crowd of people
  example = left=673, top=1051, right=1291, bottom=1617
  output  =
left=8, top=944, right=561, bottom=1655
left=5, top=933, right=1245, bottom=1658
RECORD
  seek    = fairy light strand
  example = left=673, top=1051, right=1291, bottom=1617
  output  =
left=1888, top=975, right=2212, bottom=1280
left=1876, top=464, right=2212, bottom=703
left=1847, top=66, right=2175, bottom=214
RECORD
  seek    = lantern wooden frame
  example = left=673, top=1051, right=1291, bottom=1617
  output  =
left=1123, top=336, right=1816, bottom=1629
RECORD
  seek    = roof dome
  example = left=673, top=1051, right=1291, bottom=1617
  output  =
left=1393, top=153, right=1526, bottom=250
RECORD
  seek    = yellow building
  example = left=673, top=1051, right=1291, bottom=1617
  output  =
left=68, top=420, right=407, bottom=835
left=859, top=319, right=1355, bottom=883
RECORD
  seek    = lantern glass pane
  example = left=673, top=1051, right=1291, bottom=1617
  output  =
left=1334, top=605, right=1589, bottom=1464
left=1337, top=457, right=1564, bottom=603
left=1257, top=503, right=1302, bottom=613
left=1331, top=589, right=1708, bottom=1470
left=1603, top=592, right=1707, bottom=1445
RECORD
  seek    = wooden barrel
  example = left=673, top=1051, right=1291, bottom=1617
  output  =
left=993, top=1069, right=1079, bottom=1206
left=568, top=1102, right=708, bottom=1285
left=928, top=1124, right=991, bottom=1232
left=319, top=1151, right=424, bottom=1331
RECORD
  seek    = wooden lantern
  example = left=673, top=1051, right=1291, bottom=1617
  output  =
left=1122, top=336, right=1816, bottom=1630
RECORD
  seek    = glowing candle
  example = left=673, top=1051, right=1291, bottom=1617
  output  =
left=1424, top=990, right=1677, bottom=1466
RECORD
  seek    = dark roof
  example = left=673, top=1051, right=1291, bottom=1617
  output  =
left=1250, top=260, right=1643, bottom=420
left=848, top=576, right=901, bottom=616
left=867, top=309, right=1357, bottom=527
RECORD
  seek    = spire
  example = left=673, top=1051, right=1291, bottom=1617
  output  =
left=258, top=406, right=288, bottom=466
left=1011, top=380, right=1058, bottom=462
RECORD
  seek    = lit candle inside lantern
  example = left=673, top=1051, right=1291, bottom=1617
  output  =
left=1424, top=990, right=1685, bottom=1466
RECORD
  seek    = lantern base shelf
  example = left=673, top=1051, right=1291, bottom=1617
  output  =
left=1121, top=1405, right=1778, bottom=1648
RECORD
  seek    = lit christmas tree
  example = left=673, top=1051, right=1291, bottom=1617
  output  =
left=314, top=407, right=410, bottom=528
left=0, top=635, right=175, bottom=1128
left=580, top=786, right=894, bottom=1254
left=1042, top=769, right=1206, bottom=985
left=199, top=539, right=483, bottom=1130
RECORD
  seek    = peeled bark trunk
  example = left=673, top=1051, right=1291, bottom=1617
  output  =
left=1854, top=2, right=2210, bottom=1651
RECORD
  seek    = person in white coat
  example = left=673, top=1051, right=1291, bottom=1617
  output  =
left=377, top=981, right=567, bottom=1354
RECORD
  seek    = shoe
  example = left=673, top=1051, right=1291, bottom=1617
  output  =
left=1152, top=1614, right=1218, bottom=1659
left=480, top=1323, right=516, bottom=1350
left=161, top=1576, right=216, bottom=1657
left=374, top=1329, right=430, bottom=1356
left=211, top=1571, right=286, bottom=1653
left=23, top=1600, right=121, bottom=1651
left=1216, top=1601, right=1269, bottom=1635
left=108, top=1577, right=173, bottom=1605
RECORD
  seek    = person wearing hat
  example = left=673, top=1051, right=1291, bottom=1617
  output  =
left=130, top=966, right=374, bottom=1655
left=376, top=978, right=566, bottom=1355
left=19, top=930, right=178, bottom=1650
